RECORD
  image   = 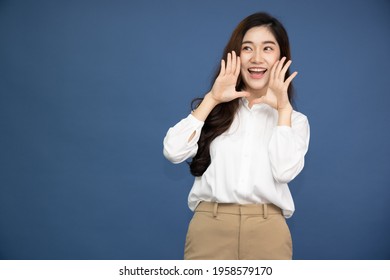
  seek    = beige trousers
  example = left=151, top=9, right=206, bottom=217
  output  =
left=184, top=202, right=293, bottom=260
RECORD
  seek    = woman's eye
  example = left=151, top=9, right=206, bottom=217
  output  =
left=264, top=46, right=273, bottom=51
left=242, top=46, right=252, bottom=51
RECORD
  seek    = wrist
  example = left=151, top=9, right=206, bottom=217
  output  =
left=277, top=103, right=293, bottom=113
left=205, top=91, right=221, bottom=107
left=277, top=105, right=292, bottom=127
left=191, top=92, right=219, bottom=122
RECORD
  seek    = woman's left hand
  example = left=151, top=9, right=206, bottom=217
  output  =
left=250, top=57, right=298, bottom=111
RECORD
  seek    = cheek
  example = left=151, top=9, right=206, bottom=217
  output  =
left=239, top=53, right=251, bottom=65
left=268, top=53, right=280, bottom=64
left=275, top=50, right=282, bottom=62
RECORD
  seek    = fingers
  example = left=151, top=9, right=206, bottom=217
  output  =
left=236, top=90, right=250, bottom=99
left=271, top=57, right=297, bottom=83
left=276, top=57, right=287, bottom=79
left=285, top=71, right=298, bottom=87
left=219, top=59, right=226, bottom=76
left=220, top=51, right=240, bottom=76
left=279, top=58, right=291, bottom=80
left=234, top=55, right=241, bottom=77
left=270, top=57, right=286, bottom=80
left=226, top=52, right=232, bottom=74
left=231, top=51, right=237, bottom=74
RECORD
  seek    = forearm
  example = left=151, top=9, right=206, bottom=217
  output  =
left=191, top=92, right=219, bottom=122
left=269, top=114, right=310, bottom=183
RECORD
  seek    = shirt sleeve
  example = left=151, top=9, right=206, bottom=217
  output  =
left=268, top=113, right=310, bottom=183
left=163, top=113, right=205, bottom=164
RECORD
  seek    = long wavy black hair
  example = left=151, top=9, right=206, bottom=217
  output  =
left=189, top=12, right=295, bottom=177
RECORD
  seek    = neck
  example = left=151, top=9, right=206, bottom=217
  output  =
left=244, top=87, right=267, bottom=104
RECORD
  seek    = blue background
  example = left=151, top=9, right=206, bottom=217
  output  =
left=1, top=0, right=389, bottom=260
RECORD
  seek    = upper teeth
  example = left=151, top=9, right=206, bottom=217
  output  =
left=249, top=68, right=266, bottom=72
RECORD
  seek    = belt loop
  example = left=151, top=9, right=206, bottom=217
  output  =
left=263, top=204, right=268, bottom=219
left=213, top=202, right=218, bottom=218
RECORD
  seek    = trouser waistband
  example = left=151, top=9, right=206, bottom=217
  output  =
left=195, top=201, right=282, bottom=219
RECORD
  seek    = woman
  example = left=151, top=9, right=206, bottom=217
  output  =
left=163, top=12, right=310, bottom=260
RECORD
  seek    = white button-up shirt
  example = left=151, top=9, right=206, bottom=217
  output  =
left=163, top=98, right=310, bottom=218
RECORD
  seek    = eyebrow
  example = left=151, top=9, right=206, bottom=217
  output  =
left=241, top=40, right=277, bottom=45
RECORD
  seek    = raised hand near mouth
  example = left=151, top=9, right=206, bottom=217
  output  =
left=250, top=57, right=298, bottom=112
left=191, top=51, right=250, bottom=122
left=208, top=51, right=250, bottom=104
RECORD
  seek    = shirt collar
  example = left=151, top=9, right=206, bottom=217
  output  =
left=240, top=97, right=269, bottom=112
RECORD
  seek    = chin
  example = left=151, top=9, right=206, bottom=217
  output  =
left=245, top=82, right=268, bottom=93
left=242, top=77, right=268, bottom=91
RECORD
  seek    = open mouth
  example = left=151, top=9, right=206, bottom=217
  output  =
left=248, top=67, right=267, bottom=76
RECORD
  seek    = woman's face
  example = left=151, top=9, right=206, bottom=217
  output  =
left=240, top=26, right=281, bottom=96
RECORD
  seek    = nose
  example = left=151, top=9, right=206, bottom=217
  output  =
left=250, top=49, right=263, bottom=63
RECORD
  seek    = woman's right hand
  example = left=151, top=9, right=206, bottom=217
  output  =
left=208, top=51, right=249, bottom=104
left=192, top=51, right=249, bottom=122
